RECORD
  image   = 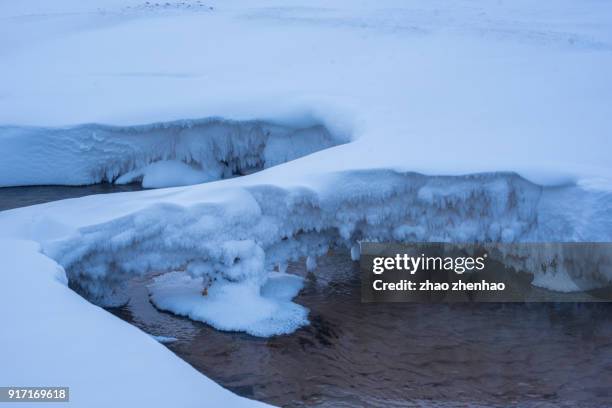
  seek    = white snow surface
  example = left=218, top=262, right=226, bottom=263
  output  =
left=0, top=119, right=341, bottom=187
left=2, top=171, right=612, bottom=306
left=2, top=1, right=612, bottom=405
left=116, top=159, right=214, bottom=188
left=151, top=335, right=179, bottom=343
left=0, top=239, right=269, bottom=408
left=148, top=271, right=307, bottom=337
left=1, top=0, right=612, bottom=185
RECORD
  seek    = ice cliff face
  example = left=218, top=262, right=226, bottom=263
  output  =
left=44, top=171, right=612, bottom=316
left=0, top=154, right=594, bottom=336
left=1, top=0, right=610, bottom=335
left=0, top=118, right=343, bottom=187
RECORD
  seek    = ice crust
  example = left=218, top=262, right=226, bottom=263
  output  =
left=0, top=239, right=269, bottom=408
left=3, top=0, right=612, bottom=405
left=0, top=119, right=341, bottom=187
left=27, top=171, right=611, bottom=320
left=148, top=271, right=307, bottom=337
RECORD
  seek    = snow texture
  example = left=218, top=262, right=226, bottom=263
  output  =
left=0, top=239, right=269, bottom=408
left=2, top=171, right=611, bottom=316
left=2, top=0, right=612, bottom=404
left=151, top=335, right=179, bottom=343
left=0, top=119, right=341, bottom=187
left=148, top=271, right=307, bottom=337
left=1, top=0, right=612, bottom=186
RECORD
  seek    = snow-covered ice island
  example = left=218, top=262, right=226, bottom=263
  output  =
left=1, top=0, right=612, bottom=407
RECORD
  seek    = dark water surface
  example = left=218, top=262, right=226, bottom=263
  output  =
left=3, top=185, right=612, bottom=407
left=0, top=184, right=143, bottom=211
left=110, top=253, right=612, bottom=408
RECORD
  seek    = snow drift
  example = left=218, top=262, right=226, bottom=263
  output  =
left=10, top=170, right=602, bottom=336
left=2, top=0, right=612, bottom=404
left=0, top=118, right=343, bottom=187
left=148, top=271, right=308, bottom=337
left=0, top=239, right=270, bottom=408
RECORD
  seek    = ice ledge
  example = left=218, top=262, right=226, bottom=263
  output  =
left=0, top=117, right=346, bottom=187
left=148, top=271, right=308, bottom=337
left=0, top=238, right=270, bottom=407
left=36, top=170, right=612, bottom=318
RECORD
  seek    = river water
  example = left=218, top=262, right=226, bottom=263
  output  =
left=2, top=185, right=612, bottom=407
left=0, top=184, right=143, bottom=211
left=110, top=253, right=612, bottom=408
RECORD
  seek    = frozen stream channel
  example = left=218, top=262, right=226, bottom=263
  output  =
left=113, top=253, right=612, bottom=408
left=2, top=186, right=612, bottom=407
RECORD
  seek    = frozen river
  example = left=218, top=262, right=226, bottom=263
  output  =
left=2, top=186, right=611, bottom=407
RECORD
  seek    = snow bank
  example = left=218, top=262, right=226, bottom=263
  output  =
left=1, top=0, right=612, bottom=186
left=152, top=335, right=179, bottom=343
left=116, top=160, right=212, bottom=188
left=0, top=119, right=342, bottom=187
left=0, top=239, right=269, bottom=408
left=2, top=0, right=612, bottom=404
left=0, top=171, right=597, bottom=314
left=492, top=243, right=612, bottom=293
left=148, top=271, right=307, bottom=337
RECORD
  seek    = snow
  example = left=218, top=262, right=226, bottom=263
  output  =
left=495, top=242, right=612, bottom=293
left=116, top=160, right=216, bottom=188
left=1, top=0, right=612, bottom=405
left=1, top=0, right=611, bottom=185
left=531, top=270, right=591, bottom=293
left=151, top=335, right=179, bottom=343
left=0, top=119, right=342, bottom=187
left=2, top=171, right=611, bottom=312
left=0, top=239, right=269, bottom=408
left=148, top=271, right=307, bottom=337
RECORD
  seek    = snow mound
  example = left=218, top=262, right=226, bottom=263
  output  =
left=494, top=243, right=612, bottom=293
left=0, top=118, right=343, bottom=187
left=0, top=239, right=268, bottom=408
left=36, top=170, right=612, bottom=315
left=116, top=160, right=212, bottom=188
left=148, top=271, right=307, bottom=337
left=152, top=335, right=179, bottom=343
left=531, top=271, right=593, bottom=293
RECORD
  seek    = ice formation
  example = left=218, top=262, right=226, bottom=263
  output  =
left=0, top=239, right=269, bottom=408
left=22, top=171, right=608, bottom=335
left=151, top=335, right=179, bottom=343
left=490, top=243, right=612, bottom=293
left=0, top=119, right=343, bottom=187
left=148, top=271, right=307, bottom=337
left=3, top=0, right=612, bottom=405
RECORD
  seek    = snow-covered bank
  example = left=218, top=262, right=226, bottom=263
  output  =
left=2, top=170, right=612, bottom=334
left=0, top=239, right=270, bottom=408
left=2, top=0, right=612, bottom=404
left=149, top=271, right=307, bottom=337
left=0, top=119, right=342, bottom=187
left=1, top=0, right=612, bottom=185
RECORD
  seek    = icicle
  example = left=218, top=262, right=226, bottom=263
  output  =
left=350, top=244, right=360, bottom=261
left=306, top=256, right=317, bottom=272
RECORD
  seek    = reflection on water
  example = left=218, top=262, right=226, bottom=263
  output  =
left=110, top=253, right=612, bottom=408
left=0, top=184, right=143, bottom=211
